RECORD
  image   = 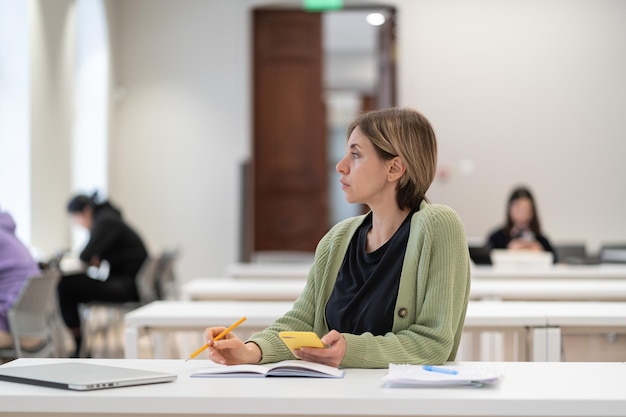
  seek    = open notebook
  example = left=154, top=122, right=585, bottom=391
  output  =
left=191, top=359, right=344, bottom=378
left=0, top=362, right=177, bottom=391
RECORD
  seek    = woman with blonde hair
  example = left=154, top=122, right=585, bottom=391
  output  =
left=204, top=107, right=470, bottom=368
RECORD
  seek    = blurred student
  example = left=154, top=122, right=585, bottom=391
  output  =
left=487, top=186, right=556, bottom=258
left=0, top=209, right=41, bottom=350
left=57, top=193, right=148, bottom=357
left=203, top=107, right=471, bottom=369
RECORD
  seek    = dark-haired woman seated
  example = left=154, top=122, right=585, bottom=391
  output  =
left=58, top=193, right=148, bottom=357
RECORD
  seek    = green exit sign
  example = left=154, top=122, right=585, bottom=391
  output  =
left=303, top=0, right=343, bottom=11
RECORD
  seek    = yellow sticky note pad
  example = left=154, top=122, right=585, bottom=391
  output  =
left=278, top=331, right=325, bottom=355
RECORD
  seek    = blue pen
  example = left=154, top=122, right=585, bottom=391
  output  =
left=422, top=365, right=458, bottom=375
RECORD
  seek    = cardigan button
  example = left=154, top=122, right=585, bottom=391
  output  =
left=398, top=308, right=408, bottom=318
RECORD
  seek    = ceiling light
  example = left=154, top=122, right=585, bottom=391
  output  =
left=366, top=12, right=385, bottom=26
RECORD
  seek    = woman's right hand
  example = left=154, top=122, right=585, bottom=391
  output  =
left=203, top=327, right=262, bottom=365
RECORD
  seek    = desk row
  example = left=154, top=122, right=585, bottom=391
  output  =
left=225, top=262, right=626, bottom=280
left=124, top=300, right=626, bottom=362
left=181, top=276, right=626, bottom=301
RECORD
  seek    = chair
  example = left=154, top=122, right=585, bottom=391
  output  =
left=468, top=245, right=492, bottom=265
left=154, top=247, right=180, bottom=300
left=80, top=247, right=182, bottom=357
left=0, top=269, right=61, bottom=360
left=79, top=256, right=159, bottom=358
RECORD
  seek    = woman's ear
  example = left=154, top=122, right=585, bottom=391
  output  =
left=387, top=157, right=406, bottom=182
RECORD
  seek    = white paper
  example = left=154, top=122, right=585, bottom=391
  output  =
left=383, top=364, right=502, bottom=387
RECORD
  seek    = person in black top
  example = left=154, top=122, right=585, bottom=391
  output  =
left=487, top=186, right=556, bottom=260
left=57, top=193, right=148, bottom=357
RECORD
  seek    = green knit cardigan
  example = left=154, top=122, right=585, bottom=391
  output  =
left=248, top=201, right=471, bottom=368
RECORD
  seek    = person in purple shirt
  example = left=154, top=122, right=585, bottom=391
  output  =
left=0, top=209, right=41, bottom=350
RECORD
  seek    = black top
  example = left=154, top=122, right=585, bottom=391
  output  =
left=325, top=210, right=414, bottom=336
left=80, top=202, right=148, bottom=278
left=487, top=228, right=557, bottom=262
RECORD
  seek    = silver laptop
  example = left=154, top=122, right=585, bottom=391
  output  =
left=0, top=362, right=177, bottom=391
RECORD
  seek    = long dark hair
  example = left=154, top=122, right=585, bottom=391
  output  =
left=504, top=186, right=543, bottom=237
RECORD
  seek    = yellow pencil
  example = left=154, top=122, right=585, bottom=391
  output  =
left=185, top=316, right=247, bottom=361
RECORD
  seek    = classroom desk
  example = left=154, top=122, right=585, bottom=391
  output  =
left=471, top=263, right=626, bottom=280
left=124, top=301, right=294, bottom=359
left=125, top=300, right=626, bottom=362
left=534, top=301, right=626, bottom=361
left=467, top=301, right=626, bottom=362
left=181, top=278, right=306, bottom=301
left=181, top=277, right=626, bottom=303
left=225, top=262, right=626, bottom=281
left=462, top=301, right=549, bottom=361
left=1, top=358, right=625, bottom=417
left=469, top=279, right=626, bottom=300
left=227, top=262, right=311, bottom=280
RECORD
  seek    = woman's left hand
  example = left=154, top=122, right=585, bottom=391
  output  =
left=293, top=330, right=346, bottom=367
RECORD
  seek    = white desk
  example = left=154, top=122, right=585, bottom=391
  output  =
left=180, top=277, right=626, bottom=305
left=124, top=301, right=294, bottom=359
left=224, top=263, right=626, bottom=281
left=463, top=301, right=549, bottom=361
left=226, top=263, right=626, bottom=281
left=124, top=300, right=626, bottom=361
left=468, top=301, right=626, bottom=362
left=1, top=358, right=625, bottom=417
left=471, top=263, right=626, bottom=280
left=181, top=278, right=305, bottom=301
left=124, top=300, right=550, bottom=361
left=533, top=301, right=626, bottom=361
left=470, top=279, right=626, bottom=300
left=227, top=262, right=311, bottom=280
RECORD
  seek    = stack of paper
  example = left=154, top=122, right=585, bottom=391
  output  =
left=382, top=364, right=502, bottom=387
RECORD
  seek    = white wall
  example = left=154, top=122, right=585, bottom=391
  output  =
left=30, top=0, right=74, bottom=256
left=399, top=0, right=626, bottom=252
left=89, top=0, right=626, bottom=281
left=107, top=0, right=251, bottom=279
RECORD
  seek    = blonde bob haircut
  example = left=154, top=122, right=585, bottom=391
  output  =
left=347, top=107, right=438, bottom=210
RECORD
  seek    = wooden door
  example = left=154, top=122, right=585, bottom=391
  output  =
left=253, top=9, right=328, bottom=253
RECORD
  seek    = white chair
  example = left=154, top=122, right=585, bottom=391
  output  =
left=0, top=269, right=61, bottom=360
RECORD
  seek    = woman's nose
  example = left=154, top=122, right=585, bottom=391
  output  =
left=336, top=155, right=348, bottom=174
